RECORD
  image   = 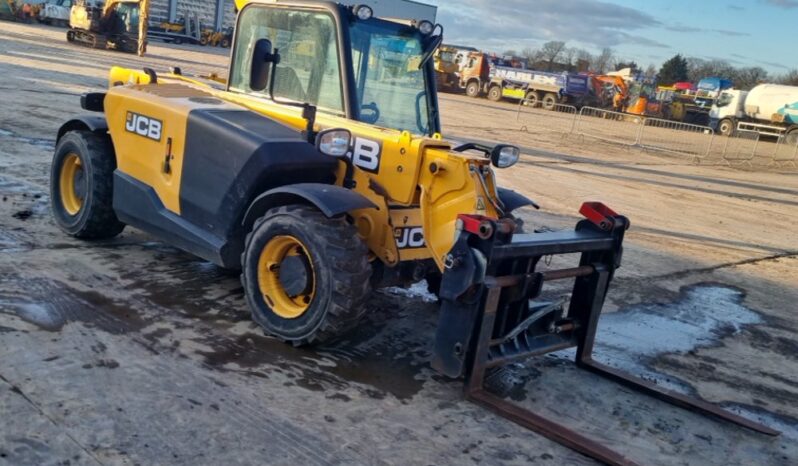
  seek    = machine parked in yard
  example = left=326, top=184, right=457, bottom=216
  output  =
left=695, top=76, right=733, bottom=109
left=38, top=0, right=72, bottom=26
left=460, top=52, right=589, bottom=107
left=433, top=44, right=459, bottom=91
left=49, top=1, right=780, bottom=464
left=67, top=0, right=140, bottom=52
left=711, top=83, right=798, bottom=144
left=147, top=13, right=202, bottom=45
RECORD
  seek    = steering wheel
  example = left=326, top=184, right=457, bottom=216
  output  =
left=414, top=91, right=429, bottom=134
left=360, top=102, right=380, bottom=124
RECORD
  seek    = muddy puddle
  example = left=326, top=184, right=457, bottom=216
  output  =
left=0, top=277, right=148, bottom=335
left=0, top=126, right=55, bottom=149
left=589, top=283, right=761, bottom=391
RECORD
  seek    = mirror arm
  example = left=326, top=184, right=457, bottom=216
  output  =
left=265, top=50, right=318, bottom=144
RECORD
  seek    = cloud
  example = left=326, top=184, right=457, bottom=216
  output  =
left=666, top=25, right=703, bottom=33
left=763, top=0, right=798, bottom=8
left=756, top=60, right=789, bottom=69
left=436, top=0, right=662, bottom=51
left=665, top=24, right=750, bottom=37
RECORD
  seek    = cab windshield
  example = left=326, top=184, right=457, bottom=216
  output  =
left=350, top=20, right=432, bottom=135
left=716, top=92, right=734, bottom=107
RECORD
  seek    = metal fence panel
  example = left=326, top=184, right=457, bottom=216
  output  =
left=574, top=106, right=643, bottom=146
left=721, top=131, right=759, bottom=166
left=516, top=99, right=578, bottom=136
left=638, top=118, right=714, bottom=161
left=770, top=136, right=798, bottom=167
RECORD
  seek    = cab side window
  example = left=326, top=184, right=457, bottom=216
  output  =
left=230, top=7, right=344, bottom=115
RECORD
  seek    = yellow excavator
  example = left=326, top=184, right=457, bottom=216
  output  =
left=67, top=0, right=148, bottom=56
left=433, top=45, right=459, bottom=91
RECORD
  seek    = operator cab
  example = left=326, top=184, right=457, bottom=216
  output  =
left=228, top=0, right=442, bottom=136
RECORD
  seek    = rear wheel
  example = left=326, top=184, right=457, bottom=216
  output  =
left=718, top=118, right=735, bottom=136
left=542, top=93, right=558, bottom=110
left=220, top=37, right=231, bottom=48
left=524, top=91, right=540, bottom=107
left=465, top=81, right=481, bottom=98
left=242, top=205, right=371, bottom=345
left=50, top=131, right=124, bottom=239
left=487, top=85, right=502, bottom=102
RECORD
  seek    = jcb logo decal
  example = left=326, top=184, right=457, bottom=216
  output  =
left=125, top=111, right=162, bottom=141
left=395, top=226, right=425, bottom=249
left=350, top=137, right=381, bottom=173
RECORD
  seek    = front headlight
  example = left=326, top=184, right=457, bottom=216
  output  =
left=490, top=145, right=520, bottom=168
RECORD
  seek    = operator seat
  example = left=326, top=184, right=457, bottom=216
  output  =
left=273, top=66, right=306, bottom=102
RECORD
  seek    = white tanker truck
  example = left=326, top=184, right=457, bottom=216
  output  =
left=710, top=84, right=798, bottom=145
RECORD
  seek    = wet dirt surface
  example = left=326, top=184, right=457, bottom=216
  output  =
left=1, top=22, right=797, bottom=466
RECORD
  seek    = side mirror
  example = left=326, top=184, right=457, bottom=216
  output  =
left=315, top=128, right=351, bottom=158
left=250, top=38, right=280, bottom=92
left=490, top=145, right=520, bottom=168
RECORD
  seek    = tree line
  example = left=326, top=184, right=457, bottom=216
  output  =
left=502, top=41, right=798, bottom=90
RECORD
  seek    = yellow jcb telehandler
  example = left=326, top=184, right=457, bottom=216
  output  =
left=50, top=1, right=779, bottom=464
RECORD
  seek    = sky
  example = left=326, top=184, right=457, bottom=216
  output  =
left=426, top=0, right=797, bottom=74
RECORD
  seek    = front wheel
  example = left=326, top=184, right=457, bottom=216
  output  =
left=718, top=118, right=735, bottom=137
left=465, top=81, right=481, bottom=98
left=50, top=131, right=125, bottom=239
left=785, top=127, right=798, bottom=146
left=241, top=205, right=371, bottom=346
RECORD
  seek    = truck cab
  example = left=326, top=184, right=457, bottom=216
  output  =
left=710, top=89, right=747, bottom=135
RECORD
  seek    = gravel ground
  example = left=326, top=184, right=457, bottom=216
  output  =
left=1, top=22, right=797, bottom=466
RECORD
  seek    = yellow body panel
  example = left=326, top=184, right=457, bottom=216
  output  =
left=105, top=66, right=501, bottom=271
left=104, top=82, right=240, bottom=213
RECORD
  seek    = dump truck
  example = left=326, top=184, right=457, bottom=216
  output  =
left=50, top=1, right=779, bottom=463
left=67, top=0, right=140, bottom=52
left=459, top=52, right=589, bottom=108
left=711, top=83, right=798, bottom=145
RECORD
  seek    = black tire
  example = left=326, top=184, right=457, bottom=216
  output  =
left=241, top=205, right=371, bottom=346
left=785, top=127, right=798, bottom=146
left=66, top=30, right=74, bottom=42
left=524, top=91, right=540, bottom=107
left=542, top=93, right=557, bottom=110
left=718, top=118, right=735, bottom=137
left=465, top=80, right=481, bottom=98
left=487, top=85, right=502, bottom=102
left=173, top=37, right=183, bottom=45
left=220, top=38, right=230, bottom=48
left=50, top=131, right=125, bottom=239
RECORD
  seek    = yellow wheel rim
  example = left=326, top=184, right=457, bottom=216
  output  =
left=257, top=235, right=316, bottom=319
left=59, top=153, right=84, bottom=216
